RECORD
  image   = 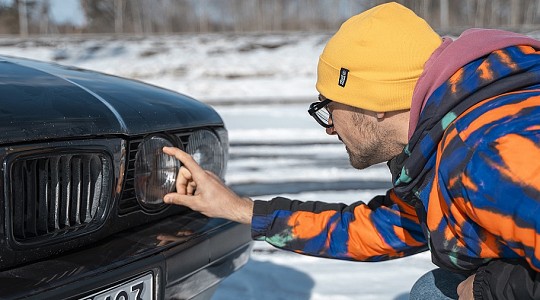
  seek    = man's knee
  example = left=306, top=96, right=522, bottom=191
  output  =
left=410, top=268, right=467, bottom=300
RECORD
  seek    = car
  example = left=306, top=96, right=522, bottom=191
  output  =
left=0, top=55, right=252, bottom=299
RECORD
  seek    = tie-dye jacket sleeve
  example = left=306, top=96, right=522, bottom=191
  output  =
left=251, top=189, right=427, bottom=261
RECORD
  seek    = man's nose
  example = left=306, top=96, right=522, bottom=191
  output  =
left=326, top=123, right=337, bottom=135
left=325, top=119, right=336, bottom=135
left=325, top=127, right=336, bottom=135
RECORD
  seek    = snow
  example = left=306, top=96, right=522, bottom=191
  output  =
left=0, top=33, right=437, bottom=299
left=0, top=33, right=326, bottom=102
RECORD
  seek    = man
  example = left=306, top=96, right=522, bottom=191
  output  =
left=163, top=2, right=540, bottom=299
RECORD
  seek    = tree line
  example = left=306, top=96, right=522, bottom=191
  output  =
left=2, top=0, right=540, bottom=36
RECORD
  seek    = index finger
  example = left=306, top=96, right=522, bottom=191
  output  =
left=163, top=147, right=206, bottom=179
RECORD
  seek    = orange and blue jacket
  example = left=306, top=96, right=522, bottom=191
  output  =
left=251, top=35, right=540, bottom=298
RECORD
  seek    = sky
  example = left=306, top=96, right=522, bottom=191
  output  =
left=48, top=0, right=85, bottom=26
left=0, top=0, right=85, bottom=26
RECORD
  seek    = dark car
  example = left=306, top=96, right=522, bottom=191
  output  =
left=0, top=55, right=252, bottom=299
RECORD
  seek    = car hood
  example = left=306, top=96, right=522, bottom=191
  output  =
left=0, top=56, right=223, bottom=144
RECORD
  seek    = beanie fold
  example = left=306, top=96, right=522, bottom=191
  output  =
left=317, top=58, right=418, bottom=112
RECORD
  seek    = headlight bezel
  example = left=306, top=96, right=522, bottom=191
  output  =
left=185, top=129, right=227, bottom=180
left=133, top=133, right=182, bottom=212
left=132, top=127, right=228, bottom=212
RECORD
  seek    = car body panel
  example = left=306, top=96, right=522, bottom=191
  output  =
left=0, top=56, right=223, bottom=144
left=0, top=213, right=251, bottom=299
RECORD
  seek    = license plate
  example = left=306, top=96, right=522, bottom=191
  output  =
left=81, top=272, right=154, bottom=300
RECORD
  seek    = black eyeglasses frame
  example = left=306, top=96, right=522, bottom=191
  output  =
left=308, top=98, right=333, bottom=128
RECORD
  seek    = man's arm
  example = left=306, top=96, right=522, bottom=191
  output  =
left=251, top=190, right=427, bottom=261
left=163, top=147, right=427, bottom=261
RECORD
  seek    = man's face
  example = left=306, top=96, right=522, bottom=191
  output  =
left=326, top=102, right=400, bottom=169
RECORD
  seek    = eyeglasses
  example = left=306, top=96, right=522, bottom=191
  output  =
left=308, top=95, right=333, bottom=128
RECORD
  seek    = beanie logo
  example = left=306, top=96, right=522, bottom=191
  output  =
left=338, top=68, right=349, bottom=87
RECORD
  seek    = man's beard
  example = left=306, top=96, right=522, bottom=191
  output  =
left=340, top=110, right=402, bottom=170
left=346, top=144, right=374, bottom=170
left=343, top=131, right=399, bottom=170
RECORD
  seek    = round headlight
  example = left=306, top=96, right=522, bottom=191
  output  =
left=134, top=136, right=180, bottom=210
left=186, top=129, right=225, bottom=178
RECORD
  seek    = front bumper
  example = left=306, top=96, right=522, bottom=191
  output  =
left=0, top=212, right=252, bottom=299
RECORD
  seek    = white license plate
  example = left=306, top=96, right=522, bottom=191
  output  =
left=81, top=272, right=154, bottom=300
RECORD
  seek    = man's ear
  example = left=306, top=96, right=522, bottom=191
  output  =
left=376, top=112, right=385, bottom=120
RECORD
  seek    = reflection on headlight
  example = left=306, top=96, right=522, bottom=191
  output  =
left=186, top=129, right=225, bottom=178
left=134, top=135, right=180, bottom=210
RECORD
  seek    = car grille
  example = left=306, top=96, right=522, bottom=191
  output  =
left=118, top=133, right=190, bottom=215
left=9, top=152, right=112, bottom=243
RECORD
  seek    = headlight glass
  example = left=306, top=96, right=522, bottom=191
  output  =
left=134, top=135, right=180, bottom=209
left=186, top=129, right=226, bottom=178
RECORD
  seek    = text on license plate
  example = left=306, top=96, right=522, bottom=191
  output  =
left=81, top=272, right=154, bottom=300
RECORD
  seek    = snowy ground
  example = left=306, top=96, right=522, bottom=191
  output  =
left=0, top=33, right=437, bottom=299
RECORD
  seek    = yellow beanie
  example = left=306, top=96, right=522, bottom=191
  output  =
left=316, top=2, right=442, bottom=112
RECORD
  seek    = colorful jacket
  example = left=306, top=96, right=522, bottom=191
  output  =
left=251, top=30, right=540, bottom=299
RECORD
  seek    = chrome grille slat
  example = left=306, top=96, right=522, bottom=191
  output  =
left=71, top=157, right=82, bottom=225
left=12, top=165, right=24, bottom=238
left=82, top=158, right=91, bottom=222
left=90, top=156, right=103, bottom=220
left=25, top=160, right=37, bottom=237
left=37, top=159, right=49, bottom=234
left=10, top=152, right=111, bottom=243
left=117, top=140, right=141, bottom=214
left=49, top=157, right=60, bottom=231
left=60, top=155, right=71, bottom=228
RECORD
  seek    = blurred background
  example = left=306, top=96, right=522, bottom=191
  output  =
left=2, top=1, right=539, bottom=299
left=1, top=0, right=540, bottom=36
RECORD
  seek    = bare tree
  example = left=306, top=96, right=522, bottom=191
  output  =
left=17, top=0, right=28, bottom=36
left=114, top=0, right=124, bottom=33
left=419, top=0, right=429, bottom=21
left=524, top=0, right=538, bottom=26
left=130, top=0, right=143, bottom=34
left=273, top=0, right=283, bottom=31
left=7, top=0, right=540, bottom=35
left=475, top=0, right=487, bottom=27
left=0, top=1, right=19, bottom=34
left=197, top=0, right=208, bottom=32
left=511, top=0, right=521, bottom=26
left=81, top=0, right=114, bottom=33
left=490, top=0, right=501, bottom=26
left=141, top=0, right=153, bottom=33
left=38, top=0, right=50, bottom=34
left=439, top=0, right=449, bottom=31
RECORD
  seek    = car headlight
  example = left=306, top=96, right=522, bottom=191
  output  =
left=134, top=135, right=180, bottom=210
left=186, top=129, right=226, bottom=178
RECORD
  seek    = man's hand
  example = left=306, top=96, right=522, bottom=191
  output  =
left=457, top=273, right=475, bottom=300
left=162, top=146, right=254, bottom=224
